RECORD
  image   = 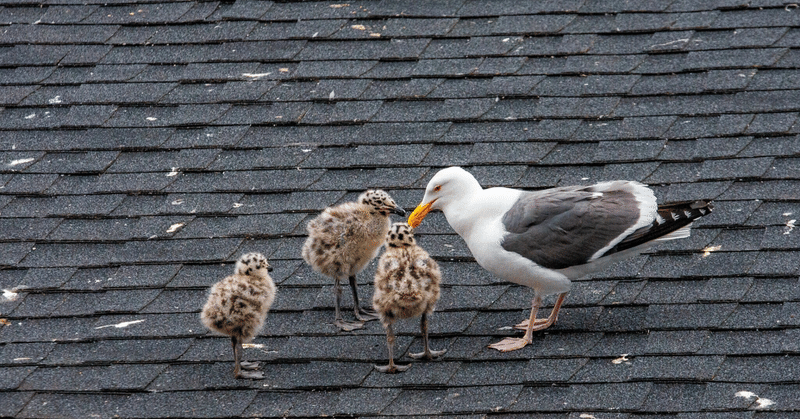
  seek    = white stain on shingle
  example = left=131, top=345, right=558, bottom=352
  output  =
left=166, top=167, right=179, bottom=177
left=48, top=96, right=62, bottom=104
left=2, top=289, right=19, bottom=301
left=784, top=219, right=796, bottom=235
left=8, top=158, right=35, bottom=167
left=702, top=245, right=722, bottom=257
left=25, top=113, right=36, bottom=119
left=242, top=73, right=272, bottom=78
left=242, top=343, right=264, bottom=349
left=650, top=38, right=690, bottom=49
left=735, top=391, right=775, bottom=409
left=95, top=319, right=145, bottom=329
left=755, top=398, right=775, bottom=409
left=611, top=354, right=630, bottom=364
left=736, top=391, right=757, bottom=399
left=166, top=223, right=185, bottom=233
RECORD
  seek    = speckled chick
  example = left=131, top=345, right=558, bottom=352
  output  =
left=200, top=252, right=276, bottom=379
left=302, top=189, right=406, bottom=331
left=373, top=223, right=446, bottom=373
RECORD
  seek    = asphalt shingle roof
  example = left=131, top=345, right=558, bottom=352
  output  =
left=1, top=0, right=800, bottom=418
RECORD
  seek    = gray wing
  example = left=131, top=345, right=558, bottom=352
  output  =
left=500, top=185, right=641, bottom=270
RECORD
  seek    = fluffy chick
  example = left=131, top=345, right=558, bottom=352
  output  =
left=201, top=252, right=276, bottom=379
left=373, top=223, right=446, bottom=373
left=302, top=190, right=406, bottom=331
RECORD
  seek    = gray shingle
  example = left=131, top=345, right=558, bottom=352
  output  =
left=568, top=382, right=653, bottom=410
left=300, top=100, right=383, bottom=124
left=19, top=363, right=166, bottom=391
left=645, top=303, right=737, bottom=329
left=738, top=136, right=800, bottom=158
left=698, top=157, right=774, bottom=180
left=715, top=355, right=800, bottom=382
left=18, top=393, right=129, bottom=419
left=1, top=317, right=96, bottom=343
left=594, top=140, right=666, bottom=163
left=645, top=330, right=708, bottom=355
left=631, top=355, right=724, bottom=380
left=0, top=243, right=34, bottom=267
left=0, top=45, right=73, bottom=66
left=382, top=389, right=449, bottom=416
left=297, top=39, right=429, bottom=61
left=468, top=142, right=556, bottom=164
left=221, top=0, right=273, bottom=19
left=119, top=390, right=257, bottom=418
left=2, top=1, right=798, bottom=416
left=630, top=73, right=705, bottom=95
left=700, top=329, right=787, bottom=355
left=46, top=338, right=193, bottom=365
left=711, top=8, right=800, bottom=29
left=641, top=383, right=707, bottom=412
left=361, top=78, right=442, bottom=100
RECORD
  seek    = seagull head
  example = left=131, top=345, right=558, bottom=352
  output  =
left=408, top=166, right=482, bottom=228
left=359, top=189, right=406, bottom=217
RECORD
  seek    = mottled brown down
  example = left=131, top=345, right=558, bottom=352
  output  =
left=200, top=252, right=276, bottom=379
left=302, top=201, right=391, bottom=279
left=201, top=253, right=276, bottom=342
left=373, top=223, right=445, bottom=373
left=301, top=189, right=404, bottom=331
left=373, top=224, right=441, bottom=323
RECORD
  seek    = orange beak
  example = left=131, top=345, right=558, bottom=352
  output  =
left=408, top=199, right=437, bottom=228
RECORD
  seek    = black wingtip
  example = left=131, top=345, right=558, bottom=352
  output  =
left=608, top=199, right=714, bottom=256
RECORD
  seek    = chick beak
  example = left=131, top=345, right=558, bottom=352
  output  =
left=408, top=199, right=437, bottom=228
left=390, top=206, right=407, bottom=216
left=267, top=266, right=274, bottom=272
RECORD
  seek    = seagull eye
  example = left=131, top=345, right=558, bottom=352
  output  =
left=433, top=185, right=442, bottom=192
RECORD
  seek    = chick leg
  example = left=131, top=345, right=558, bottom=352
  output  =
left=375, top=323, right=410, bottom=373
left=334, top=276, right=364, bottom=331
left=349, top=275, right=379, bottom=321
left=232, top=336, right=264, bottom=379
left=488, top=295, right=543, bottom=352
left=231, top=336, right=260, bottom=370
left=409, top=312, right=447, bottom=359
left=514, top=292, right=568, bottom=331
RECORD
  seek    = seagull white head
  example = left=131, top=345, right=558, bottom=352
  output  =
left=408, top=167, right=482, bottom=228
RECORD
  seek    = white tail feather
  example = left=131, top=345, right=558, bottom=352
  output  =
left=652, top=223, right=693, bottom=242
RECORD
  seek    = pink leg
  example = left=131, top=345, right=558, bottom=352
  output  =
left=488, top=292, right=568, bottom=352
left=514, top=293, right=568, bottom=331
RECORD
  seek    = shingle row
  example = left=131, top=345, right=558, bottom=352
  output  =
left=2, top=100, right=800, bottom=130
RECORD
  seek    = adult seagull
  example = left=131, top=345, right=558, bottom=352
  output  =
left=408, top=167, right=712, bottom=352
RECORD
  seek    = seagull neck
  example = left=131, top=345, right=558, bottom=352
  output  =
left=440, top=186, right=484, bottom=238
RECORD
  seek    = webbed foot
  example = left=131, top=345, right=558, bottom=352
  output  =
left=334, top=318, right=365, bottom=331
left=408, top=348, right=447, bottom=360
left=488, top=337, right=531, bottom=352
left=374, top=363, right=411, bottom=373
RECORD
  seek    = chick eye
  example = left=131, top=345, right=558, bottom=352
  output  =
left=433, top=185, right=442, bottom=192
